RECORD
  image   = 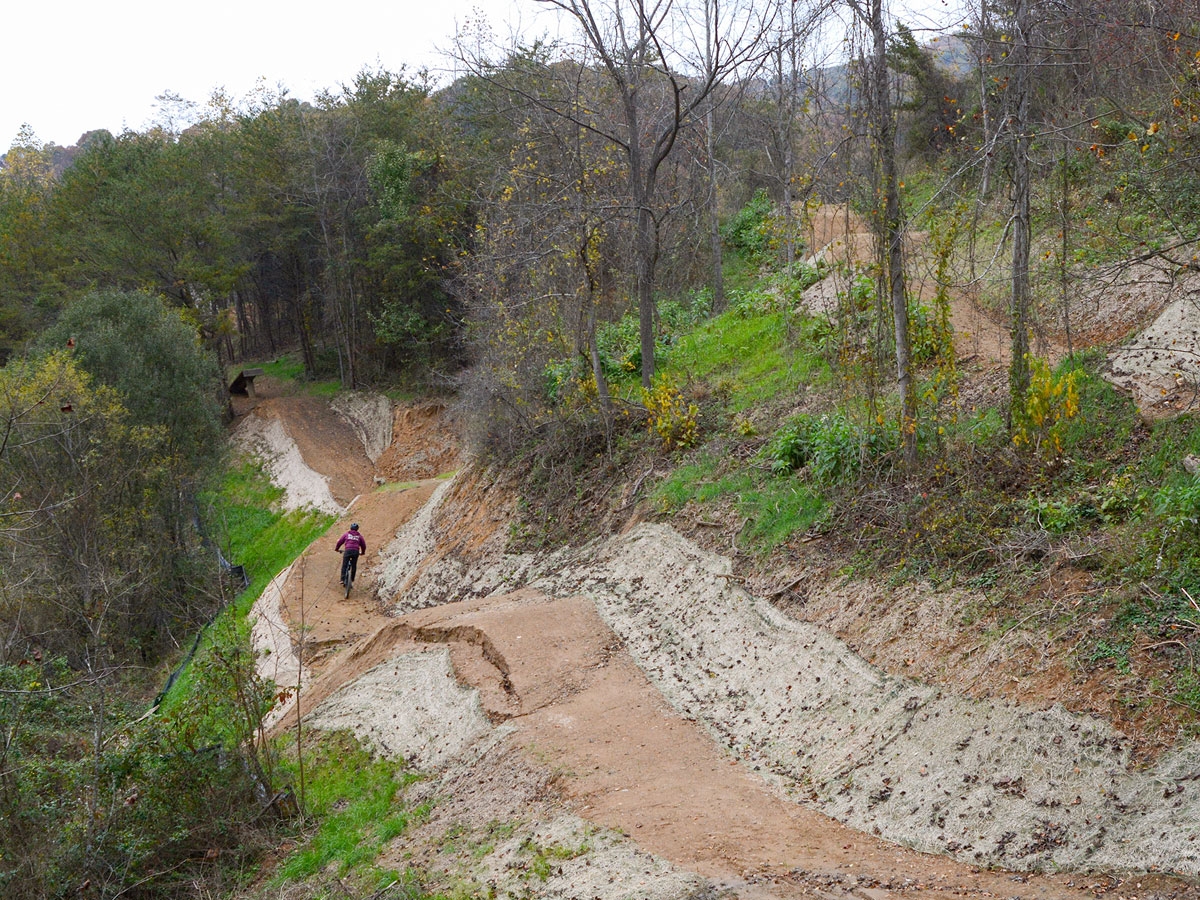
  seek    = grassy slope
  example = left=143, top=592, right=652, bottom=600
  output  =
left=536, top=238, right=1200, bottom=752
left=162, top=395, right=433, bottom=898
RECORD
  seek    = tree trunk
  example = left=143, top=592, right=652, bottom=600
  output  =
left=627, top=93, right=658, bottom=390
left=1059, top=145, right=1074, bottom=360
left=1008, top=0, right=1033, bottom=424
left=867, top=0, right=917, bottom=466
left=636, top=201, right=657, bottom=390
left=706, top=105, right=725, bottom=314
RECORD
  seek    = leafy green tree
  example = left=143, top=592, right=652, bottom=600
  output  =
left=50, top=130, right=237, bottom=306
left=0, top=353, right=193, bottom=658
left=204, top=70, right=467, bottom=385
left=0, top=127, right=65, bottom=349
left=294, top=68, right=467, bottom=384
left=38, top=289, right=223, bottom=472
left=888, top=23, right=965, bottom=160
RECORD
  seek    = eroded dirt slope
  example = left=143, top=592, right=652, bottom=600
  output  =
left=802, top=203, right=1200, bottom=418
left=236, top=388, right=1199, bottom=900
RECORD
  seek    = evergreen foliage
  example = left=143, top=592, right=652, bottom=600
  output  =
left=38, top=289, right=223, bottom=470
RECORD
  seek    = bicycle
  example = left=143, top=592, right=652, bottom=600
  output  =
left=336, top=549, right=362, bottom=598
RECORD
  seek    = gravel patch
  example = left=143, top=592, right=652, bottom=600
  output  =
left=375, top=477, right=563, bottom=611
left=480, top=816, right=714, bottom=900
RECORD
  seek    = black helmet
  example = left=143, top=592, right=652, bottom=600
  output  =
left=350, top=523, right=359, bottom=531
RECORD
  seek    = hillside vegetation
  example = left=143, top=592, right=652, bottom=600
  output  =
left=4, top=0, right=1200, bottom=896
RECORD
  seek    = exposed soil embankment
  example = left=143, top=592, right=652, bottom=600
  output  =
left=236, top=362, right=1200, bottom=897
left=802, top=203, right=1200, bottom=419
left=361, top=483, right=1200, bottom=878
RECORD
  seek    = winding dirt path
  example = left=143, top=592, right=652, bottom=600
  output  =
left=272, top=575, right=1187, bottom=899
left=241, top=382, right=1194, bottom=900
left=398, top=592, right=1154, bottom=900
left=803, top=204, right=1068, bottom=368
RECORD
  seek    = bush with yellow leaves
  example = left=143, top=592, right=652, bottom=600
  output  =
left=1011, top=355, right=1081, bottom=457
left=641, top=375, right=699, bottom=451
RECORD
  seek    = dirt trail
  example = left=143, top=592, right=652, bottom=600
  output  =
left=236, top=386, right=1198, bottom=900
left=390, top=591, right=1135, bottom=900
left=277, top=485, right=441, bottom=658
left=802, top=203, right=1200, bottom=420
left=802, top=204, right=1064, bottom=368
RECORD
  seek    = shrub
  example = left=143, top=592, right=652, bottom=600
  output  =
left=1153, top=476, right=1200, bottom=536
left=728, top=288, right=777, bottom=319
left=642, top=375, right=700, bottom=451
left=597, top=314, right=643, bottom=379
left=722, top=189, right=773, bottom=256
left=763, top=412, right=897, bottom=483
left=764, top=416, right=814, bottom=475
left=1012, top=356, right=1081, bottom=457
left=910, top=301, right=954, bottom=366
left=38, top=288, right=223, bottom=470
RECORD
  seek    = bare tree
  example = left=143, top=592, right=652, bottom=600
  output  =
left=757, top=0, right=828, bottom=269
left=534, top=0, right=776, bottom=387
left=1006, top=0, right=1034, bottom=417
left=844, top=0, right=918, bottom=466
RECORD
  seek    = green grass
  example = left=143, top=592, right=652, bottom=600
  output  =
left=653, top=456, right=730, bottom=507
left=254, top=352, right=342, bottom=397
left=200, top=458, right=335, bottom=617
left=158, top=460, right=335, bottom=713
left=666, top=308, right=830, bottom=412
left=259, top=353, right=306, bottom=381
left=654, top=456, right=825, bottom=552
left=276, top=732, right=428, bottom=883
left=720, top=251, right=762, bottom=296
left=738, top=479, right=826, bottom=551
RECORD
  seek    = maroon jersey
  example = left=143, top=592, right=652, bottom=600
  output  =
left=335, top=530, right=366, bottom=554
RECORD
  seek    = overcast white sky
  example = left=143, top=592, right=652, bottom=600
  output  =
left=4, top=0, right=959, bottom=151
left=2, top=0, right=531, bottom=149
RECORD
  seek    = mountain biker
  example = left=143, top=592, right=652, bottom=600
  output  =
left=334, top=523, right=367, bottom=589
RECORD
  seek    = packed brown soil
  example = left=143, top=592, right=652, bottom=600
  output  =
left=237, top=384, right=1197, bottom=900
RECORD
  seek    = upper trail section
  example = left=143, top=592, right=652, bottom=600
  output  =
left=801, top=203, right=1061, bottom=369
left=229, top=377, right=460, bottom=515
left=801, top=203, right=1200, bottom=419
left=232, top=376, right=1199, bottom=900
